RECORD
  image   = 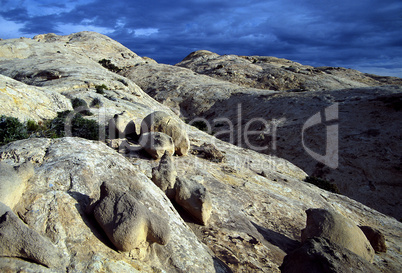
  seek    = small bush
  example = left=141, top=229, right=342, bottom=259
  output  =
left=91, top=98, right=102, bottom=108
left=304, top=176, right=340, bottom=194
left=70, top=98, right=92, bottom=116
left=0, top=115, right=28, bottom=145
left=99, top=59, right=122, bottom=73
left=49, top=111, right=100, bottom=140
left=95, top=84, right=108, bottom=94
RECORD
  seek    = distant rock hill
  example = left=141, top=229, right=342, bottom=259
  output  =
left=0, top=32, right=401, bottom=273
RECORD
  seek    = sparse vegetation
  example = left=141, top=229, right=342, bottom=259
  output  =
left=304, top=176, right=340, bottom=194
left=95, top=84, right=108, bottom=94
left=0, top=115, right=28, bottom=145
left=71, top=98, right=92, bottom=116
left=99, top=59, right=122, bottom=73
left=0, top=112, right=101, bottom=145
left=91, top=98, right=102, bottom=108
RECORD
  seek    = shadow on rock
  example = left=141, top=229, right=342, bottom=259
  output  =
left=251, top=221, right=300, bottom=254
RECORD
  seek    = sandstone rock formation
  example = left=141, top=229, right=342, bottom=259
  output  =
left=301, top=208, right=375, bottom=262
left=141, top=111, right=190, bottom=156
left=177, top=50, right=402, bottom=91
left=175, top=177, right=212, bottom=225
left=0, top=161, right=34, bottom=208
left=280, top=237, right=380, bottom=273
left=93, top=181, right=170, bottom=251
left=359, top=225, right=387, bottom=253
left=152, top=151, right=177, bottom=198
left=108, top=111, right=137, bottom=139
left=0, top=31, right=401, bottom=273
left=123, top=56, right=402, bottom=219
left=139, top=132, right=175, bottom=159
left=0, top=209, right=66, bottom=268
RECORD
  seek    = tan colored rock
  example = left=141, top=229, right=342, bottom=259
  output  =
left=359, top=226, right=387, bottom=253
left=175, top=177, right=212, bottom=225
left=108, top=111, right=137, bottom=139
left=139, top=132, right=175, bottom=159
left=301, top=208, right=375, bottom=262
left=141, top=111, right=190, bottom=156
left=280, top=237, right=380, bottom=273
left=0, top=209, right=66, bottom=268
left=152, top=151, right=177, bottom=198
left=93, top=182, right=170, bottom=251
left=0, top=161, right=34, bottom=209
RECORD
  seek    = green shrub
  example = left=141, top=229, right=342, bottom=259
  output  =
left=70, top=98, right=92, bottom=116
left=0, top=115, right=28, bottom=145
left=99, top=59, right=122, bottom=73
left=95, top=84, right=108, bottom=94
left=91, top=98, right=102, bottom=108
left=48, top=111, right=100, bottom=140
left=304, top=176, right=340, bottom=194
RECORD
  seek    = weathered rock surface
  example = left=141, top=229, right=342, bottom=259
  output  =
left=0, top=74, right=72, bottom=122
left=360, top=225, right=387, bottom=253
left=0, top=209, right=66, bottom=268
left=124, top=58, right=402, bottom=219
left=301, top=208, right=375, bottom=262
left=280, top=237, right=380, bottom=273
left=0, top=31, right=401, bottom=273
left=139, top=132, right=175, bottom=159
left=93, top=181, right=170, bottom=251
left=175, top=177, right=212, bottom=225
left=0, top=161, right=34, bottom=208
left=177, top=50, right=402, bottom=91
left=108, top=111, right=137, bottom=139
left=152, top=151, right=177, bottom=198
left=141, top=111, right=190, bottom=156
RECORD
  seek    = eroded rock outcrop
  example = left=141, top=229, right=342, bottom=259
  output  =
left=0, top=208, right=66, bottom=268
left=108, top=111, right=137, bottom=140
left=0, top=161, right=34, bottom=208
left=93, top=182, right=170, bottom=251
left=152, top=151, right=177, bottom=198
left=301, top=208, right=375, bottom=262
left=175, top=177, right=212, bottom=225
left=139, top=132, right=175, bottom=159
left=140, top=111, right=190, bottom=156
left=280, top=237, right=380, bottom=273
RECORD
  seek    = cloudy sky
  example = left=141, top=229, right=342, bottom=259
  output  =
left=1, top=0, right=401, bottom=77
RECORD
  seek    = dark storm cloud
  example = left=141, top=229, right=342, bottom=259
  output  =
left=0, top=0, right=401, bottom=76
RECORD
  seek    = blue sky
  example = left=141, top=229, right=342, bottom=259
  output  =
left=1, top=0, right=401, bottom=77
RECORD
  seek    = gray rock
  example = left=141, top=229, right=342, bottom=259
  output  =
left=139, top=131, right=175, bottom=159
left=0, top=161, right=34, bottom=209
left=152, top=151, right=177, bottom=198
left=301, top=208, right=375, bottom=262
left=175, top=177, right=212, bottom=225
left=359, top=226, right=387, bottom=253
left=280, top=237, right=380, bottom=273
left=140, top=111, right=190, bottom=156
left=93, top=181, right=170, bottom=251
left=0, top=210, right=66, bottom=268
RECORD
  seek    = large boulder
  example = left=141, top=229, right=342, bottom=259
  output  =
left=140, top=111, right=190, bottom=156
left=139, top=132, right=175, bottom=159
left=175, top=177, right=212, bottom=225
left=0, top=208, right=66, bottom=268
left=301, top=208, right=375, bottom=262
left=93, top=182, right=170, bottom=251
left=280, top=237, right=380, bottom=273
left=0, top=161, right=34, bottom=209
left=108, top=111, right=137, bottom=139
left=152, top=151, right=177, bottom=198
